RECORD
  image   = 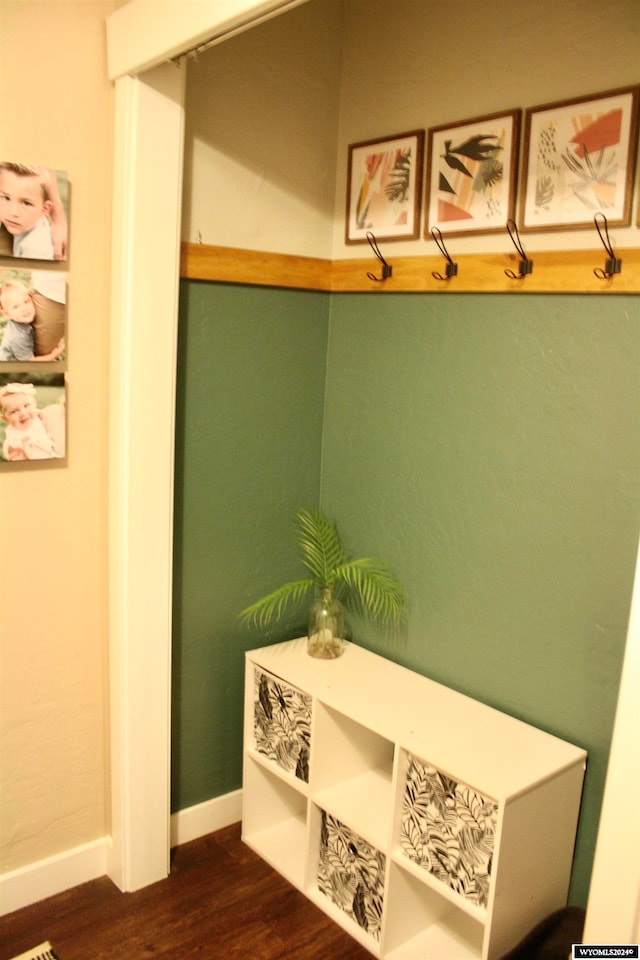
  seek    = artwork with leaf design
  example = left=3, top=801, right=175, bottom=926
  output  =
left=346, top=130, right=424, bottom=243
left=400, top=755, right=498, bottom=908
left=253, top=667, right=312, bottom=783
left=317, top=811, right=386, bottom=940
left=520, top=86, right=639, bottom=231
left=425, top=110, right=520, bottom=237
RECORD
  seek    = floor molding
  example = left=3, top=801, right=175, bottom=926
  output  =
left=1, top=791, right=243, bottom=916
left=0, top=838, right=109, bottom=917
left=170, top=790, right=243, bottom=848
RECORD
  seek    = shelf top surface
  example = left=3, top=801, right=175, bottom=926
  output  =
left=247, top=638, right=586, bottom=799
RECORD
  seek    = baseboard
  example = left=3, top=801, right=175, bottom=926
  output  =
left=0, top=790, right=243, bottom=917
left=170, top=789, right=243, bottom=847
left=0, top=837, right=109, bottom=917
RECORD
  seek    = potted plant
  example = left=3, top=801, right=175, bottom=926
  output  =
left=239, top=508, right=407, bottom=658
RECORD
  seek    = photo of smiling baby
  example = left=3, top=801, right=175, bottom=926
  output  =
left=0, top=162, right=69, bottom=262
left=0, top=374, right=66, bottom=462
left=0, top=269, right=66, bottom=362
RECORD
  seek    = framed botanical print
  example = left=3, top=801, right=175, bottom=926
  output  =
left=424, top=110, right=520, bottom=237
left=346, top=130, right=425, bottom=243
left=519, top=86, right=640, bottom=231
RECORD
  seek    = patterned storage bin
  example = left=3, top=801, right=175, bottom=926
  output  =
left=318, top=810, right=386, bottom=941
left=400, top=754, right=498, bottom=908
left=253, top=667, right=312, bottom=783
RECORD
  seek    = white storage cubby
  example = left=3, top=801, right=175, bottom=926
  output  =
left=242, top=638, right=586, bottom=960
left=313, top=703, right=395, bottom=852
left=384, top=861, right=485, bottom=960
left=242, top=756, right=308, bottom=888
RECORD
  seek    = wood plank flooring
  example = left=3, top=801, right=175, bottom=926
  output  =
left=0, top=823, right=372, bottom=960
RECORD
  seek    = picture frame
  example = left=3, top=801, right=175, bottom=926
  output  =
left=345, top=130, right=424, bottom=244
left=519, top=86, right=640, bottom=232
left=0, top=162, right=69, bottom=261
left=424, top=109, right=520, bottom=237
left=0, top=268, right=66, bottom=363
left=0, top=372, right=66, bottom=463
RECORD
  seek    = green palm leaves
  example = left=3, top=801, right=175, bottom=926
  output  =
left=239, top=508, right=407, bottom=633
left=239, top=576, right=316, bottom=630
left=296, top=507, right=347, bottom=586
left=333, top=556, right=407, bottom=626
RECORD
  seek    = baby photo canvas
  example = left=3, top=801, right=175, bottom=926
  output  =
left=0, top=373, right=66, bottom=462
left=0, top=268, right=66, bottom=362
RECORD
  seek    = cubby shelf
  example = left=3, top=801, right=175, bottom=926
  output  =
left=245, top=745, right=310, bottom=796
left=313, top=766, right=393, bottom=852
left=242, top=638, right=587, bottom=959
left=242, top=756, right=308, bottom=887
left=390, top=851, right=488, bottom=924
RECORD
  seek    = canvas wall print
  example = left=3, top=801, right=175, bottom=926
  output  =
left=520, top=86, right=639, bottom=231
left=400, top=754, right=498, bottom=909
left=0, top=268, right=66, bottom=363
left=0, top=372, right=66, bottom=462
left=253, top=667, right=312, bottom=783
left=346, top=130, right=424, bottom=243
left=317, top=810, right=385, bottom=941
left=425, top=110, right=520, bottom=237
left=0, top=162, right=69, bottom=261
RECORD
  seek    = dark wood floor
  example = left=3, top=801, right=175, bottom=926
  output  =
left=0, top=823, right=373, bottom=960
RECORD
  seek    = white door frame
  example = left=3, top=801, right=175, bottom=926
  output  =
left=107, top=61, right=185, bottom=893
left=106, top=0, right=640, bottom=937
left=106, top=0, right=310, bottom=894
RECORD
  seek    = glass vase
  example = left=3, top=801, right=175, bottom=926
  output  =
left=307, top=589, right=345, bottom=659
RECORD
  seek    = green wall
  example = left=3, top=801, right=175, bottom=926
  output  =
left=173, top=281, right=639, bottom=906
left=321, top=292, right=640, bottom=905
left=172, top=281, right=329, bottom=810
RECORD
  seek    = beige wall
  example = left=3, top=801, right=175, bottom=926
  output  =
left=182, top=0, right=344, bottom=258
left=0, top=1, right=117, bottom=874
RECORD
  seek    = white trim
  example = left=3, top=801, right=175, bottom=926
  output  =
left=0, top=791, right=243, bottom=916
left=106, top=0, right=308, bottom=79
left=170, top=790, right=243, bottom=848
left=0, top=838, right=109, bottom=917
left=108, top=61, right=185, bottom=893
left=583, top=535, right=640, bottom=942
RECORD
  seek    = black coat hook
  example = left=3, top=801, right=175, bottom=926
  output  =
left=593, top=213, right=622, bottom=280
left=504, top=219, right=533, bottom=279
left=366, top=232, right=392, bottom=282
left=431, top=227, right=458, bottom=281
